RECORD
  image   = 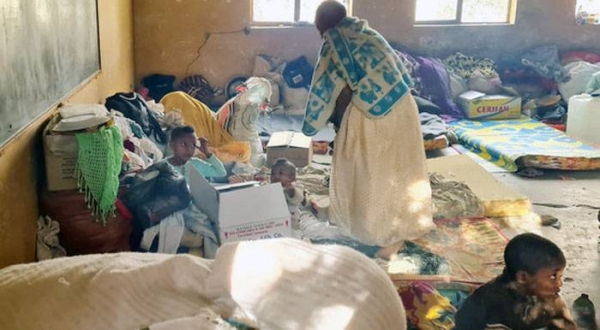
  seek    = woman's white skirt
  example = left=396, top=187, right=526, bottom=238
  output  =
left=329, top=93, right=434, bottom=247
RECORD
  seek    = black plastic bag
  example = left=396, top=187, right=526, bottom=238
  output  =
left=124, top=161, right=191, bottom=230
left=142, top=74, right=176, bottom=102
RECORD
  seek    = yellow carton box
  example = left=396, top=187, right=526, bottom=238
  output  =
left=458, top=91, right=522, bottom=120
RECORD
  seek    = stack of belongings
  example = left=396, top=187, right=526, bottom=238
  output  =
left=41, top=104, right=131, bottom=256
left=104, top=92, right=166, bottom=177
left=251, top=54, right=314, bottom=116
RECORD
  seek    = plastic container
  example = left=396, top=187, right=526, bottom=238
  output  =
left=567, top=94, right=600, bottom=144
left=572, top=293, right=597, bottom=329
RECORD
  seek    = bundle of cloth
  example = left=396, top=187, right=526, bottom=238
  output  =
left=160, top=92, right=251, bottom=164
left=160, top=77, right=273, bottom=167
left=0, top=238, right=407, bottom=330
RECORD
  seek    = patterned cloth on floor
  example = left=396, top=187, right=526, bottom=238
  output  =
left=398, top=281, right=456, bottom=330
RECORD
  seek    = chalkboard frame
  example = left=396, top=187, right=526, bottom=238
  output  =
left=0, top=0, right=101, bottom=149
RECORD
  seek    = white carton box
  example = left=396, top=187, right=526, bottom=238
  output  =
left=189, top=167, right=292, bottom=244
left=266, top=131, right=313, bottom=167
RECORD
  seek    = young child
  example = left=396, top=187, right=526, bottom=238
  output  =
left=163, top=125, right=226, bottom=181
left=454, top=233, right=577, bottom=330
left=270, top=158, right=306, bottom=229
left=151, top=125, right=226, bottom=257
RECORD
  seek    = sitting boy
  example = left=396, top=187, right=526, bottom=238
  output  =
left=454, top=233, right=577, bottom=330
left=161, top=125, right=226, bottom=181
left=144, top=125, right=226, bottom=257
left=270, top=158, right=306, bottom=229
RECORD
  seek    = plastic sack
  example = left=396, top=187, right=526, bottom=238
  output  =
left=36, top=216, right=67, bottom=261
left=558, top=61, right=600, bottom=101
left=124, top=161, right=192, bottom=229
left=468, top=69, right=502, bottom=94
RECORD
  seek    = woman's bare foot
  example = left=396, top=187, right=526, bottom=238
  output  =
left=375, top=241, right=406, bottom=261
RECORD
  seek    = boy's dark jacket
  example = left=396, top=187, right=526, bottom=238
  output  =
left=454, top=276, right=577, bottom=330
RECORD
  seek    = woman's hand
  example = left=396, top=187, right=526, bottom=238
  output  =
left=283, top=183, right=297, bottom=198
left=330, top=85, right=352, bottom=132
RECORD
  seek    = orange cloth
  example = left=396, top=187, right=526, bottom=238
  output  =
left=160, top=92, right=250, bottom=163
left=160, top=92, right=233, bottom=148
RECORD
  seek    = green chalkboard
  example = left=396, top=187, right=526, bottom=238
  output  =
left=0, top=0, right=100, bottom=148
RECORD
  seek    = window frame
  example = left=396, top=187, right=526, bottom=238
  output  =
left=250, top=0, right=352, bottom=27
left=414, top=0, right=517, bottom=26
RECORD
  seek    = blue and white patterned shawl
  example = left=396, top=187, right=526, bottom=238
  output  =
left=302, top=17, right=413, bottom=136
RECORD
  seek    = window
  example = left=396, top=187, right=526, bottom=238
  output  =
left=576, top=0, right=600, bottom=25
left=252, top=0, right=350, bottom=25
left=414, top=0, right=516, bottom=25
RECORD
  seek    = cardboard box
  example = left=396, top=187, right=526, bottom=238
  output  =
left=189, top=167, right=292, bottom=245
left=43, top=117, right=79, bottom=191
left=266, top=131, right=313, bottom=167
left=458, top=90, right=522, bottom=120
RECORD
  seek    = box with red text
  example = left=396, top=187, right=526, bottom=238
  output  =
left=458, top=90, right=521, bottom=120
left=189, top=168, right=292, bottom=245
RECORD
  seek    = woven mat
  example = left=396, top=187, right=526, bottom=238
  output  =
left=412, top=217, right=509, bottom=284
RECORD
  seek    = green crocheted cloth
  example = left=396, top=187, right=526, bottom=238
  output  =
left=75, top=125, right=123, bottom=224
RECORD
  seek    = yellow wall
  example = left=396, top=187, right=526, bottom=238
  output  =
left=133, top=0, right=599, bottom=94
left=0, top=0, right=134, bottom=268
left=133, top=0, right=322, bottom=94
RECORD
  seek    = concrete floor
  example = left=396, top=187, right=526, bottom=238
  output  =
left=492, top=169, right=600, bottom=318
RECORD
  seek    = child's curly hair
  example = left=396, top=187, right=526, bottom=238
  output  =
left=170, top=125, right=195, bottom=142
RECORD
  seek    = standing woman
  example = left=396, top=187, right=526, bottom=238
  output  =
left=302, top=1, right=434, bottom=258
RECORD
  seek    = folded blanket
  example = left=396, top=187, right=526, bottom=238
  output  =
left=0, top=239, right=406, bottom=330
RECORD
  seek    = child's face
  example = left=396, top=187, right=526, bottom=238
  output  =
left=523, top=266, right=565, bottom=300
left=271, top=166, right=295, bottom=187
left=170, top=133, right=197, bottom=164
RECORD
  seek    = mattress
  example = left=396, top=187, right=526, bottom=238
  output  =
left=451, top=116, right=600, bottom=171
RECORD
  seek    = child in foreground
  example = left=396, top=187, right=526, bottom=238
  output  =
left=454, top=233, right=577, bottom=329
